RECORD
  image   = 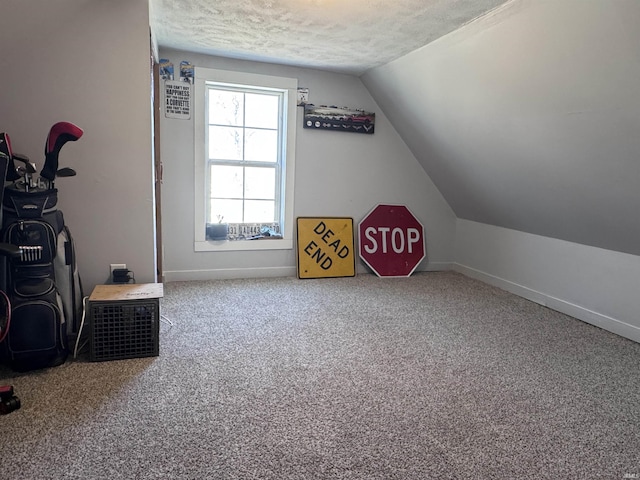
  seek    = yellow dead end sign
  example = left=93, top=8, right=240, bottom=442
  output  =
left=296, top=217, right=356, bottom=279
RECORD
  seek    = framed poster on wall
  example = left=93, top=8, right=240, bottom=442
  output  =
left=303, top=104, right=375, bottom=134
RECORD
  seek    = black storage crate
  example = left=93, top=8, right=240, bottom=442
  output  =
left=89, top=299, right=159, bottom=361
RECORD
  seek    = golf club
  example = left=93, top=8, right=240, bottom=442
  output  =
left=12, top=153, right=37, bottom=192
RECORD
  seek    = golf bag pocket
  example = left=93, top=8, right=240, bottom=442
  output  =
left=55, top=225, right=83, bottom=336
left=2, top=213, right=71, bottom=370
left=2, top=186, right=58, bottom=218
left=3, top=210, right=82, bottom=338
left=5, top=279, right=68, bottom=371
left=3, top=215, right=61, bottom=279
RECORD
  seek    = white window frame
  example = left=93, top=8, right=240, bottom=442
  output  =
left=194, top=67, right=297, bottom=252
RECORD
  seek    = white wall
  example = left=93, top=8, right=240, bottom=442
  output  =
left=358, top=0, right=640, bottom=343
left=362, top=0, right=640, bottom=257
left=0, top=0, right=156, bottom=292
left=159, top=49, right=456, bottom=281
left=454, top=220, right=640, bottom=343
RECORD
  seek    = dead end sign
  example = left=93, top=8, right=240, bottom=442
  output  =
left=297, top=217, right=355, bottom=279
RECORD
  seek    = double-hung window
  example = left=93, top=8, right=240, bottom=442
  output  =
left=194, top=68, right=297, bottom=251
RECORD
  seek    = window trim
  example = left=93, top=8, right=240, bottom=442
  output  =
left=194, top=67, right=297, bottom=252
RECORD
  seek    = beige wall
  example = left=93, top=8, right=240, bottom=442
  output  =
left=159, top=49, right=457, bottom=280
left=0, top=0, right=156, bottom=292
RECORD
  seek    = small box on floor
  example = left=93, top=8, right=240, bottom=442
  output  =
left=88, top=284, right=163, bottom=362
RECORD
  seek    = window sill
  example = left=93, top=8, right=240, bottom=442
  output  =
left=195, top=237, right=293, bottom=252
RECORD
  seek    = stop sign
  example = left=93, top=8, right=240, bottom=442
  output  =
left=358, top=204, right=425, bottom=277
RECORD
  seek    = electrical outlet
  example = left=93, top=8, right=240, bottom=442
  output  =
left=110, top=263, right=126, bottom=277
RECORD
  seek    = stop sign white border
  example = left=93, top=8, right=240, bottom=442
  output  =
left=358, top=203, right=426, bottom=278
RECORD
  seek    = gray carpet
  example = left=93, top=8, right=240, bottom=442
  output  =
left=1, top=271, right=639, bottom=479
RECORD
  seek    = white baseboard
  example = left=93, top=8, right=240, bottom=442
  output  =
left=421, top=261, right=454, bottom=272
left=164, top=266, right=297, bottom=282
left=454, top=263, right=640, bottom=344
left=166, top=260, right=453, bottom=282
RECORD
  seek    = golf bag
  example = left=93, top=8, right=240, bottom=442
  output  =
left=0, top=124, right=83, bottom=371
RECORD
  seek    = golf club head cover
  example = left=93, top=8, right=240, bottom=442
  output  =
left=0, top=132, right=21, bottom=182
left=40, top=121, right=83, bottom=181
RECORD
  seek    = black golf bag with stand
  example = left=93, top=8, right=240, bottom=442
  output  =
left=0, top=123, right=84, bottom=371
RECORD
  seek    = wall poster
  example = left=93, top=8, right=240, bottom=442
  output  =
left=303, top=104, right=375, bottom=134
left=164, top=80, right=191, bottom=119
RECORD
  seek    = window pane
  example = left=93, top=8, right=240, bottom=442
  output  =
left=245, top=167, right=275, bottom=200
left=210, top=198, right=243, bottom=223
left=245, top=200, right=275, bottom=223
left=209, top=89, right=243, bottom=126
left=209, top=126, right=243, bottom=160
left=210, top=165, right=243, bottom=198
left=245, top=93, right=279, bottom=129
left=245, top=128, right=277, bottom=162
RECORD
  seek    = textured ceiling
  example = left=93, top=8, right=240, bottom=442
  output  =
left=150, top=0, right=509, bottom=75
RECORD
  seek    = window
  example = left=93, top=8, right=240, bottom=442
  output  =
left=194, top=68, right=297, bottom=251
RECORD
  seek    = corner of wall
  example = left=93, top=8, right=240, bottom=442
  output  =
left=454, top=219, right=640, bottom=344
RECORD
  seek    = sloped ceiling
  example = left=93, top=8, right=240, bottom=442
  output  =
left=362, top=0, right=640, bottom=256
left=150, top=0, right=509, bottom=75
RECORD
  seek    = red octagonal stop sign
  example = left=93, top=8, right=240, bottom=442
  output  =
left=358, top=204, right=425, bottom=277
